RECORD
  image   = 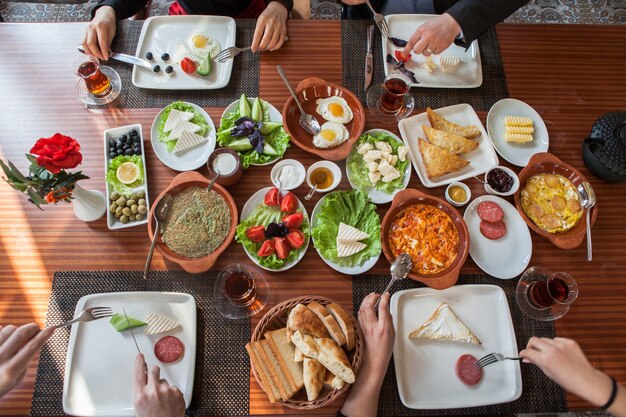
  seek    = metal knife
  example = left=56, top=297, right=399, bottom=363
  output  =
left=364, top=25, right=374, bottom=91
left=122, top=307, right=147, bottom=373
left=76, top=45, right=153, bottom=70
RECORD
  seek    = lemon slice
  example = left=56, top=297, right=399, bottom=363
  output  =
left=116, top=162, right=139, bottom=184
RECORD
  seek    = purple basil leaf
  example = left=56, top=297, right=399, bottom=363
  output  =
left=248, top=130, right=265, bottom=153
left=390, top=37, right=408, bottom=47
left=386, top=53, right=399, bottom=67
left=231, top=117, right=256, bottom=137
left=398, top=66, right=418, bottom=84
left=264, top=222, right=289, bottom=238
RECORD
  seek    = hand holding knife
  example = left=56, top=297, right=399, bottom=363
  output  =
left=122, top=307, right=148, bottom=373
left=364, top=25, right=374, bottom=91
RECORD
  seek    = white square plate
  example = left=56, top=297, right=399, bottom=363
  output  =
left=132, top=16, right=236, bottom=90
left=383, top=14, right=482, bottom=88
left=391, top=285, right=522, bottom=409
left=63, top=292, right=197, bottom=416
left=398, top=103, right=499, bottom=187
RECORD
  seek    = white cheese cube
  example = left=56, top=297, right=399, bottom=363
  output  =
left=397, top=146, right=408, bottom=162
left=367, top=161, right=379, bottom=173
left=368, top=171, right=381, bottom=185
left=389, top=155, right=398, bottom=166
left=357, top=142, right=373, bottom=155
left=375, top=141, right=392, bottom=153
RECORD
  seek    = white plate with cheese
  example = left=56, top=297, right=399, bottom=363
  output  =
left=390, top=285, right=522, bottom=409
left=63, top=292, right=196, bottom=416
left=487, top=98, right=549, bottom=167
left=311, top=195, right=381, bottom=275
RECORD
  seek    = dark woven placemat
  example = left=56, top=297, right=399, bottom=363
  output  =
left=341, top=21, right=509, bottom=111
left=352, top=274, right=567, bottom=415
left=91, top=19, right=259, bottom=109
left=31, top=271, right=250, bottom=416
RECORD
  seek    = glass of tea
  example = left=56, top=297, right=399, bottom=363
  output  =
left=213, top=264, right=270, bottom=319
left=516, top=266, right=578, bottom=321
left=380, top=71, right=412, bottom=114
left=73, top=55, right=112, bottom=98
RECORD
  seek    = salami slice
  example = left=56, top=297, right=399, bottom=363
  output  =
left=477, top=201, right=504, bottom=223
left=480, top=220, right=507, bottom=240
left=455, top=354, right=482, bottom=386
left=154, top=336, right=184, bottom=363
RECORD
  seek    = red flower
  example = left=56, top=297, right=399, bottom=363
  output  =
left=30, top=133, right=82, bottom=174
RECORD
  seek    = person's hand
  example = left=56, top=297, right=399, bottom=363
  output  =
left=358, top=292, right=395, bottom=375
left=82, top=6, right=117, bottom=61
left=251, top=1, right=288, bottom=53
left=133, top=354, right=185, bottom=417
left=402, top=13, right=461, bottom=57
left=520, top=337, right=614, bottom=407
left=0, top=323, right=54, bottom=398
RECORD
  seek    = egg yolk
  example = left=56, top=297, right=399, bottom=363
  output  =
left=328, top=103, right=344, bottom=117
left=321, top=130, right=336, bottom=141
left=192, top=35, right=208, bottom=48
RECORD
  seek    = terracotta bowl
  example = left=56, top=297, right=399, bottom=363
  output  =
left=513, top=152, right=598, bottom=249
left=381, top=188, right=469, bottom=290
left=147, top=171, right=238, bottom=273
left=281, top=77, right=365, bottom=161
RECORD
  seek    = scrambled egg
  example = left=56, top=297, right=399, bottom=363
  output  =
left=521, top=173, right=583, bottom=234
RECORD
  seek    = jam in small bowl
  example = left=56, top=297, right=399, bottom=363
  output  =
left=484, top=166, right=519, bottom=196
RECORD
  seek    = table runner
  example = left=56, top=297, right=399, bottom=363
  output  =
left=352, top=274, right=567, bottom=415
left=341, top=21, right=509, bottom=111
left=31, top=271, right=250, bottom=416
left=91, top=19, right=260, bottom=109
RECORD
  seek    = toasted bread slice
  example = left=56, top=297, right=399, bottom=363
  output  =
left=427, top=107, right=481, bottom=139
left=409, top=303, right=481, bottom=345
left=294, top=347, right=305, bottom=363
left=303, top=358, right=326, bottom=401
left=422, top=125, right=479, bottom=155
left=291, top=330, right=355, bottom=384
left=246, top=342, right=279, bottom=404
left=307, top=302, right=347, bottom=347
left=418, top=138, right=470, bottom=179
left=264, top=328, right=304, bottom=394
left=323, top=369, right=346, bottom=390
left=287, top=304, right=330, bottom=339
left=256, top=340, right=292, bottom=401
left=325, top=303, right=356, bottom=351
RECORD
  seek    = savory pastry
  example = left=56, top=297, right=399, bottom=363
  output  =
left=388, top=204, right=460, bottom=275
left=520, top=173, right=583, bottom=233
left=291, top=330, right=355, bottom=384
left=422, top=125, right=478, bottom=155
left=409, top=303, right=481, bottom=344
left=427, top=107, right=481, bottom=139
left=418, top=138, right=470, bottom=179
left=287, top=304, right=330, bottom=339
left=303, top=358, right=326, bottom=401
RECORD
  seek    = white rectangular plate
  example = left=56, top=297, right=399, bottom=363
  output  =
left=103, top=124, right=151, bottom=230
left=390, top=285, right=522, bottom=409
left=132, top=15, right=236, bottom=90
left=398, top=103, right=499, bottom=188
left=383, top=14, right=482, bottom=88
left=63, top=292, right=196, bottom=416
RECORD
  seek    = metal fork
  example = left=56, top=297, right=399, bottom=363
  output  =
left=364, top=0, right=389, bottom=38
left=51, top=307, right=114, bottom=329
left=475, top=352, right=522, bottom=369
left=215, top=46, right=251, bottom=63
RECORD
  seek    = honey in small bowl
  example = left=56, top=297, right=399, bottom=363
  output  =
left=309, top=166, right=334, bottom=190
left=448, top=185, right=467, bottom=203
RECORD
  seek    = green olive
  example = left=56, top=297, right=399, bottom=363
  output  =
left=109, top=204, right=117, bottom=213
left=131, top=204, right=138, bottom=214
left=122, top=207, right=132, bottom=216
left=126, top=199, right=137, bottom=207
left=115, top=197, right=127, bottom=206
left=130, top=193, right=138, bottom=201
left=135, top=213, right=145, bottom=221
left=129, top=214, right=136, bottom=221
left=137, top=190, right=146, bottom=198
left=138, top=205, right=147, bottom=214
left=110, top=191, right=120, bottom=201
left=115, top=206, right=124, bottom=216
left=138, top=199, right=146, bottom=206
left=120, top=215, right=129, bottom=223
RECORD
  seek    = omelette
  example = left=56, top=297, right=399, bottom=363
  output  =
left=520, top=173, right=583, bottom=233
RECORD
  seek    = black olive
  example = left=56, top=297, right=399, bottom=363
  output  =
left=116, top=149, right=124, bottom=155
left=133, top=135, right=141, bottom=143
left=124, top=148, right=134, bottom=156
left=120, top=134, right=128, bottom=142
left=145, top=51, right=153, bottom=60
left=123, top=144, right=130, bottom=151
left=135, top=148, right=142, bottom=155
left=165, top=66, right=174, bottom=74
left=109, top=152, right=117, bottom=160
left=152, top=64, right=161, bottom=73
left=161, top=53, right=170, bottom=61
left=108, top=139, right=116, bottom=148
left=116, top=142, right=124, bottom=149
left=129, top=129, right=138, bottom=137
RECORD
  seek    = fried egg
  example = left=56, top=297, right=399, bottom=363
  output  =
left=316, top=96, right=353, bottom=124
left=190, top=33, right=220, bottom=59
left=521, top=173, right=583, bottom=233
left=313, top=122, right=350, bottom=149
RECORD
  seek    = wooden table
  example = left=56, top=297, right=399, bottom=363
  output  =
left=0, top=20, right=625, bottom=416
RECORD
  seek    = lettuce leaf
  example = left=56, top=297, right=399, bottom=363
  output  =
left=217, top=99, right=289, bottom=169
left=157, top=101, right=210, bottom=152
left=347, top=131, right=409, bottom=193
left=311, top=190, right=381, bottom=267
left=235, top=203, right=310, bottom=270
left=105, top=155, right=144, bottom=197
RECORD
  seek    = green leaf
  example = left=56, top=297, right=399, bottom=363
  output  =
left=7, top=161, right=30, bottom=184
left=26, top=188, right=46, bottom=210
left=105, top=155, right=144, bottom=197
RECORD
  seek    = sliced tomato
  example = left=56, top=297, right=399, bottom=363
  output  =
left=394, top=50, right=412, bottom=63
left=273, top=237, right=291, bottom=260
left=282, top=212, right=303, bottom=229
left=286, top=229, right=305, bottom=249
left=280, top=192, right=298, bottom=214
left=180, top=58, right=197, bottom=74
left=257, top=239, right=275, bottom=257
left=245, top=225, right=266, bottom=243
left=264, top=188, right=280, bottom=206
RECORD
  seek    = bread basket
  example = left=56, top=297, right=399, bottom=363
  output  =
left=250, top=296, right=364, bottom=409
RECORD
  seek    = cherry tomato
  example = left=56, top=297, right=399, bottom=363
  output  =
left=257, top=239, right=275, bottom=257
left=180, top=58, right=196, bottom=74
left=394, top=50, right=411, bottom=63
left=264, top=188, right=280, bottom=206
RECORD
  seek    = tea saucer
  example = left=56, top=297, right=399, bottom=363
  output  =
left=213, top=266, right=271, bottom=319
left=366, top=83, right=415, bottom=123
left=75, top=66, right=121, bottom=105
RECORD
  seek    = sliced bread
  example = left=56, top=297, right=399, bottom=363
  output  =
left=323, top=369, right=345, bottom=390
left=246, top=342, right=279, bottom=404
left=325, top=303, right=356, bottom=351
left=287, top=303, right=330, bottom=339
left=264, top=328, right=304, bottom=393
left=294, top=347, right=305, bottom=363
left=303, top=357, right=326, bottom=401
left=307, top=302, right=347, bottom=347
left=291, top=330, right=355, bottom=384
left=259, top=339, right=300, bottom=401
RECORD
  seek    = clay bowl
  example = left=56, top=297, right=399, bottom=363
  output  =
left=147, top=171, right=238, bottom=273
left=381, top=188, right=469, bottom=290
left=281, top=77, right=365, bottom=161
left=514, top=152, right=598, bottom=249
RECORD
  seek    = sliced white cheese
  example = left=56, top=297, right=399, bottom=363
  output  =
left=363, top=150, right=382, bottom=162
left=366, top=161, right=379, bottom=173
left=173, top=42, right=198, bottom=64
left=368, top=171, right=381, bottom=185
left=336, top=240, right=367, bottom=257
left=382, top=169, right=401, bottom=183
left=357, top=142, right=373, bottom=155
left=375, top=141, right=392, bottom=153
left=164, top=109, right=195, bottom=133
left=168, top=119, right=201, bottom=141
left=397, top=146, right=408, bottom=162
left=144, top=312, right=180, bottom=335
left=439, top=56, right=461, bottom=73
left=378, top=159, right=393, bottom=176
left=173, top=130, right=208, bottom=153
left=337, top=222, right=369, bottom=243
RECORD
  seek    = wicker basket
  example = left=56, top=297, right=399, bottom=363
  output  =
left=250, top=296, right=364, bottom=410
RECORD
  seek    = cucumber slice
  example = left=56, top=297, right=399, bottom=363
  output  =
left=263, top=143, right=279, bottom=156
left=251, top=97, right=263, bottom=122
left=196, top=55, right=212, bottom=76
left=227, top=137, right=254, bottom=151
left=239, top=93, right=251, bottom=118
left=259, top=121, right=283, bottom=135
